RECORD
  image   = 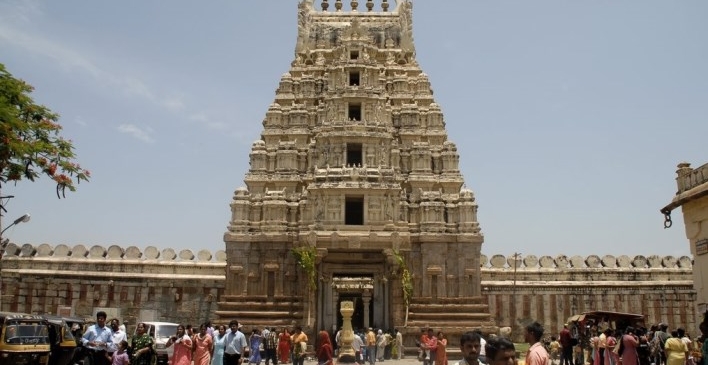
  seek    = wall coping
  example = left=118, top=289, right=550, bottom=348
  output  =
left=1, top=243, right=693, bottom=269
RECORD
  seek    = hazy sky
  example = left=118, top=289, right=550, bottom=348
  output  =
left=1, top=0, right=706, bottom=258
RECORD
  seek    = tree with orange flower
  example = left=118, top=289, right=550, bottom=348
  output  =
left=0, top=63, right=90, bottom=215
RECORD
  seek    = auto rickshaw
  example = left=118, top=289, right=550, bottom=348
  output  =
left=566, top=310, right=646, bottom=360
left=44, top=315, right=84, bottom=365
left=0, top=312, right=51, bottom=365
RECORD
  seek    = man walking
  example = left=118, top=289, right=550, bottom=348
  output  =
left=81, top=311, right=114, bottom=365
left=525, top=322, right=549, bottom=365
left=395, top=329, right=403, bottom=360
left=454, top=331, right=483, bottom=365
left=366, top=328, right=377, bottom=365
left=560, top=324, right=573, bottom=365
left=264, top=327, right=278, bottom=365
left=224, top=320, right=248, bottom=365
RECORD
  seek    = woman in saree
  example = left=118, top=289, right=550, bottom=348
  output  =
left=278, top=328, right=292, bottom=363
left=603, top=329, right=618, bottom=365
left=664, top=330, right=688, bottom=365
left=211, top=325, right=227, bottom=365
left=435, top=331, right=448, bottom=365
left=316, top=330, right=333, bottom=365
left=250, top=328, right=263, bottom=365
left=166, top=324, right=193, bottom=365
left=130, top=322, right=154, bottom=365
left=590, top=331, right=601, bottom=365
left=193, top=323, right=213, bottom=365
left=620, top=327, right=640, bottom=365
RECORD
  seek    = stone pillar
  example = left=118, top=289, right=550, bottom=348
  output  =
left=362, top=291, right=372, bottom=329
left=338, top=300, right=356, bottom=363
left=332, top=291, right=340, bottom=330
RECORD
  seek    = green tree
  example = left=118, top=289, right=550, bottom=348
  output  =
left=0, top=63, right=90, bottom=213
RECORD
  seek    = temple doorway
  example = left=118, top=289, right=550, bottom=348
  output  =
left=336, top=294, right=372, bottom=330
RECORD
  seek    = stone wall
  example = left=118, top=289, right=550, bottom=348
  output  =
left=0, top=243, right=697, bottom=334
left=0, top=243, right=226, bottom=327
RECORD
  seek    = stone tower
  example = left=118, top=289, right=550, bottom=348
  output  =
left=218, top=0, right=495, bottom=339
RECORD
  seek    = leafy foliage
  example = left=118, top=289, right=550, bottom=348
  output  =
left=0, top=63, right=90, bottom=205
left=393, top=250, right=413, bottom=308
left=291, top=246, right=317, bottom=291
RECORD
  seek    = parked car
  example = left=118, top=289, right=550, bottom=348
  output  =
left=134, top=321, right=179, bottom=365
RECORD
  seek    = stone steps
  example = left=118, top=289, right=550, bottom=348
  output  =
left=404, top=297, right=497, bottom=338
left=215, top=296, right=304, bottom=328
left=408, top=303, right=490, bottom=312
left=406, top=312, right=493, bottom=320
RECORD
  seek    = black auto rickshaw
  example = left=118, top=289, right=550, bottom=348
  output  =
left=44, top=315, right=85, bottom=365
left=0, top=312, right=51, bottom=365
left=566, top=309, right=646, bottom=361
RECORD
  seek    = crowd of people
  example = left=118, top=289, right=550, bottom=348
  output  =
left=76, top=311, right=708, bottom=365
left=553, top=322, right=708, bottom=365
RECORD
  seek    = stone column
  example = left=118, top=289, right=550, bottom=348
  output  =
left=332, top=290, right=340, bottom=331
left=362, top=291, right=372, bottom=329
left=338, top=300, right=356, bottom=363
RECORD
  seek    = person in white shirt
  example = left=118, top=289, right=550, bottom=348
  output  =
left=110, top=318, right=128, bottom=353
left=474, top=329, right=487, bottom=364
left=81, top=311, right=114, bottom=365
left=224, top=320, right=249, bottom=365
left=455, top=331, right=484, bottom=365
left=483, top=337, right=516, bottom=365
left=352, top=331, right=365, bottom=364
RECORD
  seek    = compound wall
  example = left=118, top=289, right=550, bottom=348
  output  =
left=0, top=243, right=697, bottom=334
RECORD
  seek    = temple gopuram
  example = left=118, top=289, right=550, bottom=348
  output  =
left=217, top=0, right=495, bottom=338
left=1, top=0, right=699, bottom=347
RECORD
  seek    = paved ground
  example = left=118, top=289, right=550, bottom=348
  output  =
left=302, top=357, right=466, bottom=365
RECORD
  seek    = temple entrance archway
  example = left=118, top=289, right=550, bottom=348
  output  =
left=317, top=253, right=391, bottom=332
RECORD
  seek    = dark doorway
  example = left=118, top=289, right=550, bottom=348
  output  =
left=348, top=103, right=361, bottom=121
left=345, top=197, right=364, bottom=225
left=347, top=143, right=362, bottom=166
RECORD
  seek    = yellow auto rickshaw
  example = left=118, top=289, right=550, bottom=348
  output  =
left=44, top=315, right=83, bottom=365
left=0, top=312, right=50, bottom=365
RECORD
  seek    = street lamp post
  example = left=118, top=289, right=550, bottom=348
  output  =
left=1, top=213, right=31, bottom=237
left=0, top=213, right=31, bottom=309
left=511, top=252, right=521, bottom=340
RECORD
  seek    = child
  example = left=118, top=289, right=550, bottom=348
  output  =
left=574, top=343, right=584, bottom=365
left=550, top=336, right=561, bottom=365
left=106, top=340, right=130, bottom=365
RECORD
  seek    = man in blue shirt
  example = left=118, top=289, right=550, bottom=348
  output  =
left=81, top=311, right=114, bottom=365
left=224, top=319, right=248, bottom=365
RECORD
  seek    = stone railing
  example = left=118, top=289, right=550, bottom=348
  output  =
left=479, top=253, right=692, bottom=269
left=2, top=243, right=227, bottom=262
left=2, top=244, right=693, bottom=270
left=677, top=162, right=708, bottom=194
left=4, top=243, right=692, bottom=270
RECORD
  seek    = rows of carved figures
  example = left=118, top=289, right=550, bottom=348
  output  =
left=2, top=242, right=692, bottom=269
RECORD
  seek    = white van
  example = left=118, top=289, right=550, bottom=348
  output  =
left=134, top=321, right=180, bottom=365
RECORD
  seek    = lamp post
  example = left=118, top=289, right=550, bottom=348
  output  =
left=0, top=213, right=30, bottom=310
left=511, top=252, right=521, bottom=340
left=1, top=213, right=31, bottom=237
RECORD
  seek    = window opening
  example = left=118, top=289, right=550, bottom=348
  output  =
left=348, top=103, right=362, bottom=121
left=349, top=71, right=360, bottom=86
left=347, top=143, right=363, bottom=166
left=345, top=197, right=364, bottom=225
left=350, top=50, right=359, bottom=60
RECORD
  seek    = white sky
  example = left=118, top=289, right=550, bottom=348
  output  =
left=1, top=0, right=706, bottom=258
